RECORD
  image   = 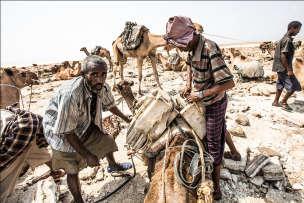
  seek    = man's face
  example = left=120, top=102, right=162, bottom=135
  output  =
left=85, top=66, right=107, bottom=92
left=291, top=26, right=301, bottom=36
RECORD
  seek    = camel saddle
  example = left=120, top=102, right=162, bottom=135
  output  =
left=126, top=89, right=206, bottom=155
left=120, top=21, right=149, bottom=50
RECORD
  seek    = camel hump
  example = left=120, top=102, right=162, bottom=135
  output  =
left=120, top=21, right=149, bottom=50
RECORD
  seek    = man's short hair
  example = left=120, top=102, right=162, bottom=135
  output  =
left=81, top=55, right=107, bottom=74
left=288, top=21, right=302, bottom=30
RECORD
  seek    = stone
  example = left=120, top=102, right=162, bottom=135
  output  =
left=241, top=105, right=250, bottom=112
left=235, top=113, right=250, bottom=126
left=235, top=61, right=264, bottom=79
left=250, top=176, right=264, bottom=187
left=220, top=168, right=232, bottom=180
left=292, top=183, right=304, bottom=190
left=262, top=157, right=284, bottom=181
left=251, top=111, right=262, bottom=118
left=265, top=189, right=302, bottom=203
left=238, top=197, right=266, bottom=203
left=224, top=147, right=248, bottom=172
left=273, top=180, right=285, bottom=191
left=228, top=125, right=246, bottom=137
left=245, top=154, right=270, bottom=178
left=79, top=166, right=99, bottom=181
left=257, top=147, right=281, bottom=157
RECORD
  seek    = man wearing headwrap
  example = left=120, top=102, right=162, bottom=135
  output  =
left=165, top=16, right=235, bottom=200
left=43, top=55, right=132, bottom=203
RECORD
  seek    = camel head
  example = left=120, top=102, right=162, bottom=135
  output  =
left=80, top=47, right=90, bottom=56
left=193, top=22, right=204, bottom=34
left=113, top=80, right=136, bottom=113
left=1, top=67, right=39, bottom=88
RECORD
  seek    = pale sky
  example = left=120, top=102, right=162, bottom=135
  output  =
left=1, top=1, right=304, bottom=67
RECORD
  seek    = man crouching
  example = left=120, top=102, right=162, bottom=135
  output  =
left=43, top=55, right=132, bottom=203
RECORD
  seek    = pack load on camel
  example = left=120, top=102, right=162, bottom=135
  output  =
left=119, top=84, right=214, bottom=202
left=120, top=21, right=149, bottom=50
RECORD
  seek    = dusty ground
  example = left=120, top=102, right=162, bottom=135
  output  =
left=5, top=45, right=304, bottom=203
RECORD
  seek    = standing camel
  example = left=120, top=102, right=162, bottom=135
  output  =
left=112, top=28, right=167, bottom=95
left=80, top=46, right=113, bottom=72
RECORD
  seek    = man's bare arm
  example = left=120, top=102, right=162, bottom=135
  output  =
left=280, top=53, right=292, bottom=71
left=203, top=80, right=235, bottom=97
left=109, top=106, right=131, bottom=123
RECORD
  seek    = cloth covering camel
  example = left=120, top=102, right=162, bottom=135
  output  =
left=112, top=23, right=167, bottom=95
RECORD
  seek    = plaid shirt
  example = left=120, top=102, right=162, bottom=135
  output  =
left=43, top=76, right=115, bottom=152
left=189, top=35, right=233, bottom=106
left=0, top=106, right=48, bottom=171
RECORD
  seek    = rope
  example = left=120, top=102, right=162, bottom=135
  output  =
left=174, top=139, right=201, bottom=190
left=28, top=85, right=33, bottom=111
left=204, top=32, right=249, bottom=43
left=94, top=155, right=136, bottom=202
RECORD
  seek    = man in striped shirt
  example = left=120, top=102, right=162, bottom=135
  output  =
left=165, top=16, right=235, bottom=200
left=43, top=55, right=132, bottom=203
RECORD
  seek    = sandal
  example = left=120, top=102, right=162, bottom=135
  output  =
left=224, top=151, right=241, bottom=161
left=107, top=162, right=132, bottom=173
left=281, top=103, right=293, bottom=112
left=272, top=102, right=282, bottom=107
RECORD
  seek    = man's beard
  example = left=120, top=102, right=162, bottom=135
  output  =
left=92, top=83, right=103, bottom=91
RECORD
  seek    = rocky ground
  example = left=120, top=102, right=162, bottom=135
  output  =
left=6, top=45, right=304, bottom=203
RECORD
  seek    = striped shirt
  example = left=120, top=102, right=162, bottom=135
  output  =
left=0, top=106, right=48, bottom=171
left=43, top=76, right=115, bottom=152
left=189, top=35, right=233, bottom=106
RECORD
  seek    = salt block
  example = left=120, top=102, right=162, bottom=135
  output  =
left=262, top=156, right=284, bottom=181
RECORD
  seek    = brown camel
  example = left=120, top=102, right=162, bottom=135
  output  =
left=117, top=80, right=241, bottom=202
left=80, top=46, right=114, bottom=72
left=0, top=67, right=39, bottom=108
left=156, top=52, right=188, bottom=72
left=115, top=81, right=197, bottom=202
left=112, top=28, right=167, bottom=95
left=54, top=61, right=81, bottom=81
left=193, top=22, right=204, bottom=34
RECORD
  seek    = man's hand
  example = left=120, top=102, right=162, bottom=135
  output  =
left=85, top=153, right=100, bottom=167
left=287, top=70, right=294, bottom=76
left=181, top=86, right=191, bottom=98
left=187, top=92, right=202, bottom=103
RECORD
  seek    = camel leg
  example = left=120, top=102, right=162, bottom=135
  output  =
left=112, top=63, right=119, bottom=90
left=149, top=54, right=162, bottom=89
left=137, top=58, right=144, bottom=95
left=119, top=63, right=124, bottom=81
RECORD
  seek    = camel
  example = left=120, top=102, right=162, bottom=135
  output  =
left=193, top=22, right=204, bottom=34
left=112, top=27, right=167, bottom=95
left=54, top=61, right=81, bottom=81
left=156, top=52, right=188, bottom=72
left=293, top=44, right=304, bottom=88
left=259, top=41, right=276, bottom=56
left=80, top=46, right=113, bottom=72
left=228, top=48, right=264, bottom=79
left=115, top=80, right=198, bottom=202
left=0, top=67, right=39, bottom=108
